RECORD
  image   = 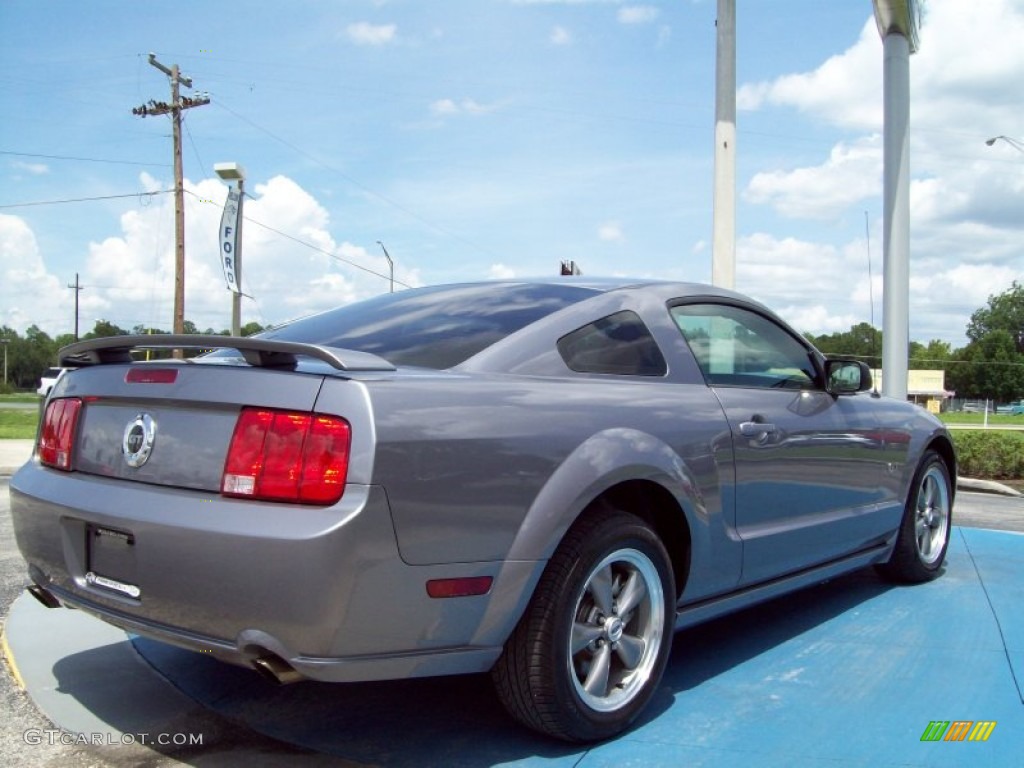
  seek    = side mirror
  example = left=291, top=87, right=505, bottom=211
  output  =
left=825, top=359, right=873, bottom=395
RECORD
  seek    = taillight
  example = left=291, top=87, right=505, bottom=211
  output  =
left=222, top=408, right=351, bottom=504
left=38, top=398, right=83, bottom=471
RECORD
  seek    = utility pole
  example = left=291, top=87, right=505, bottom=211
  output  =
left=132, top=54, right=209, bottom=345
left=67, top=272, right=83, bottom=340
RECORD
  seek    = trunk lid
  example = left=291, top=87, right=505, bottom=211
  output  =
left=56, top=363, right=326, bottom=492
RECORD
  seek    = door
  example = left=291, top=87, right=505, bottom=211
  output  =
left=670, top=302, right=895, bottom=585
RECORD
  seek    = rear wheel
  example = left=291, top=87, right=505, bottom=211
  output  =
left=877, top=450, right=952, bottom=583
left=492, top=507, right=675, bottom=742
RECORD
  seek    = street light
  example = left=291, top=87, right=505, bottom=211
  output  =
left=1, top=338, right=9, bottom=386
left=986, top=135, right=1024, bottom=154
left=214, top=162, right=246, bottom=336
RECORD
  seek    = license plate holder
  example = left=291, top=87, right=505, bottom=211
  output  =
left=86, top=524, right=140, bottom=598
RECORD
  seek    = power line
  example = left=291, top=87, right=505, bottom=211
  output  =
left=0, top=190, right=171, bottom=209
left=183, top=188, right=410, bottom=288
left=185, top=189, right=407, bottom=288
left=0, top=150, right=171, bottom=167
left=211, top=98, right=503, bottom=260
left=182, top=113, right=207, bottom=176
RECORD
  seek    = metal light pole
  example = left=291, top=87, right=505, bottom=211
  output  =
left=873, top=0, right=920, bottom=401
left=1, top=338, right=8, bottom=385
left=215, top=162, right=246, bottom=336
left=986, top=135, right=1024, bottom=154
left=711, top=0, right=736, bottom=289
left=377, top=241, right=394, bottom=293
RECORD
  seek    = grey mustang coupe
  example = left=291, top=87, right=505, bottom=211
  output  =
left=10, top=278, right=955, bottom=742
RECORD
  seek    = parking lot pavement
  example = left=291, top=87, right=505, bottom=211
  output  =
left=3, top=513, right=1022, bottom=766
left=0, top=440, right=33, bottom=478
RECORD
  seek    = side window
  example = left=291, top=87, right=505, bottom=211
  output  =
left=558, top=311, right=667, bottom=377
left=670, top=303, right=819, bottom=389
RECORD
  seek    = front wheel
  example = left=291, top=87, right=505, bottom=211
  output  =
left=492, top=507, right=675, bottom=742
left=877, top=450, right=952, bottom=583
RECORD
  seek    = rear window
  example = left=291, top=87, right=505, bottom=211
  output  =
left=259, top=283, right=600, bottom=369
left=557, top=311, right=666, bottom=376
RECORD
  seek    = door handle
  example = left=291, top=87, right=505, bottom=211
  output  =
left=739, top=420, right=777, bottom=439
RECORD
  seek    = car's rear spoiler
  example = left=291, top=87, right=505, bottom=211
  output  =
left=58, top=335, right=396, bottom=372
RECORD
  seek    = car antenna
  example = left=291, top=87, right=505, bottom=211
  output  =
left=865, top=211, right=881, bottom=397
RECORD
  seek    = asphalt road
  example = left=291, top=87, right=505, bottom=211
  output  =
left=1, top=479, right=1021, bottom=765
left=954, top=489, right=1024, bottom=532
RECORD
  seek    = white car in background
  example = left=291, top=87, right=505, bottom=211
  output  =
left=36, top=367, right=70, bottom=398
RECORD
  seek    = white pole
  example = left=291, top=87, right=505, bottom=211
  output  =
left=880, top=31, right=911, bottom=400
left=711, top=0, right=736, bottom=289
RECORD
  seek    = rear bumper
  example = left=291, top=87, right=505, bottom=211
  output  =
left=10, top=462, right=542, bottom=682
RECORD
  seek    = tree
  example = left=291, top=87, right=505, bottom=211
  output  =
left=948, top=330, right=1024, bottom=402
left=2, top=325, right=58, bottom=390
left=806, top=322, right=882, bottom=366
left=84, top=319, right=128, bottom=339
left=909, top=339, right=953, bottom=370
left=953, top=283, right=1024, bottom=402
left=967, top=281, right=1024, bottom=350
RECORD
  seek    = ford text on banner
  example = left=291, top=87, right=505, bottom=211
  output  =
left=220, top=187, right=241, bottom=294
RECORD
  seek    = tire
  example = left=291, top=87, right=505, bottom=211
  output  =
left=492, top=506, right=676, bottom=742
left=876, top=450, right=952, bottom=584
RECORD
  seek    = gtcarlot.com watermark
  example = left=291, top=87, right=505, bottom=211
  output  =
left=24, top=729, right=203, bottom=747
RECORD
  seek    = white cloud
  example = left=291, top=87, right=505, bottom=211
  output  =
left=744, top=137, right=882, bottom=220
left=512, top=0, right=621, bottom=4
left=737, top=18, right=882, bottom=130
left=430, top=98, right=458, bottom=116
left=735, top=0, right=1024, bottom=344
left=0, top=214, right=65, bottom=333
left=739, top=0, right=1024, bottom=136
left=0, top=174, right=419, bottom=337
left=429, top=98, right=500, bottom=117
left=598, top=221, right=625, bottom=243
left=345, top=22, right=397, bottom=46
left=618, top=6, right=659, bottom=25
left=550, top=26, right=573, bottom=46
left=489, top=263, right=517, bottom=279
left=11, top=160, right=49, bottom=175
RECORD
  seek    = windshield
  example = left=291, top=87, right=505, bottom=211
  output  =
left=257, top=282, right=600, bottom=368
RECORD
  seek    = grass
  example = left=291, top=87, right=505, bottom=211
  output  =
left=938, top=412, right=1023, bottom=426
left=0, top=409, right=39, bottom=439
left=0, top=392, right=39, bottom=403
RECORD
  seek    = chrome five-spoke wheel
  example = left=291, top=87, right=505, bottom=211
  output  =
left=914, top=463, right=951, bottom=566
left=569, top=549, right=665, bottom=713
left=877, top=449, right=953, bottom=584
left=492, top=506, right=675, bottom=742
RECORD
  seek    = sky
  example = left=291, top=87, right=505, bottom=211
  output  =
left=1, top=0, right=1022, bottom=347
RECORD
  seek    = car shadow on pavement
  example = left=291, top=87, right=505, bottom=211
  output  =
left=130, top=637, right=581, bottom=767
left=112, top=567, right=900, bottom=766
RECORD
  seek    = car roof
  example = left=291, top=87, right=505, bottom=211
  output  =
left=455, top=276, right=751, bottom=300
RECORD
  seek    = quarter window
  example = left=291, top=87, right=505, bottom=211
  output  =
left=558, top=311, right=667, bottom=376
left=670, top=303, right=819, bottom=389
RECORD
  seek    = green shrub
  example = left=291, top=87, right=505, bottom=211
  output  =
left=951, top=431, right=1024, bottom=480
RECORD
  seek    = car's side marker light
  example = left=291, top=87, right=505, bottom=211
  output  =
left=426, top=577, right=494, bottom=599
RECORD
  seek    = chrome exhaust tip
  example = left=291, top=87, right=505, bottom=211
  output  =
left=27, top=584, right=62, bottom=609
left=252, top=654, right=304, bottom=685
